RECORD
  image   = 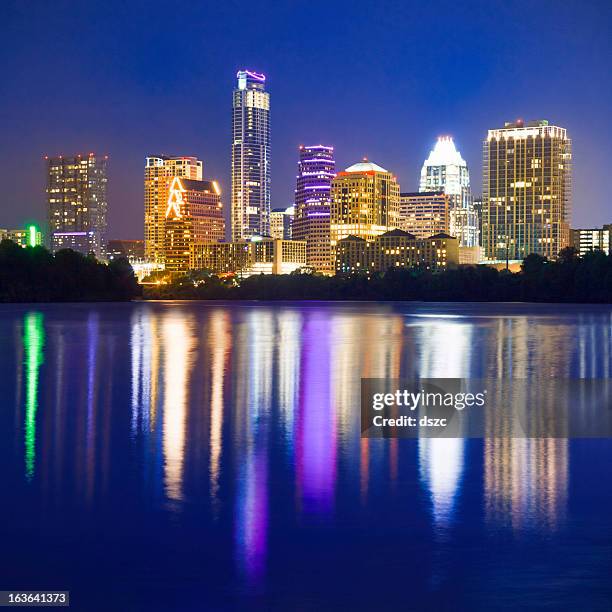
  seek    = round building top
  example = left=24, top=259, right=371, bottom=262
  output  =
left=344, top=161, right=388, bottom=173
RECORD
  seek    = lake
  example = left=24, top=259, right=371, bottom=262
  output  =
left=1, top=301, right=611, bottom=610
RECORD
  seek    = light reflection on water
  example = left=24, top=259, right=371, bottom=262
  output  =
left=2, top=302, right=612, bottom=609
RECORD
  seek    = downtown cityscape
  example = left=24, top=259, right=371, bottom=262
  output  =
left=1, top=67, right=606, bottom=285
left=1, top=2, right=612, bottom=611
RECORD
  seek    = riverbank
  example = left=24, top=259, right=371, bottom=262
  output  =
left=143, top=249, right=612, bottom=303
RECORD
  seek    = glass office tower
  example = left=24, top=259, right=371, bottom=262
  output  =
left=293, top=145, right=336, bottom=274
left=231, top=70, right=270, bottom=240
left=482, top=120, right=572, bottom=260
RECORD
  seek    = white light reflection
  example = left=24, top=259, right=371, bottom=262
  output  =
left=416, top=318, right=471, bottom=532
left=162, top=310, right=195, bottom=503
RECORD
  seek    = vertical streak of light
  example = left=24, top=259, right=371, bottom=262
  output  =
left=86, top=312, right=99, bottom=503
left=235, top=309, right=273, bottom=584
left=24, top=312, right=44, bottom=482
left=296, top=313, right=336, bottom=519
left=162, top=311, right=195, bottom=503
left=131, top=310, right=142, bottom=435
left=209, top=310, right=230, bottom=513
left=417, top=320, right=470, bottom=532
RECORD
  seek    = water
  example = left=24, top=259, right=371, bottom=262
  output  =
left=1, top=301, right=611, bottom=611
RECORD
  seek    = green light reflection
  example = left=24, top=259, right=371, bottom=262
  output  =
left=24, top=312, right=44, bottom=481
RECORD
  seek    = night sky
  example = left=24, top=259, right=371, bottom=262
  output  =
left=1, top=0, right=610, bottom=238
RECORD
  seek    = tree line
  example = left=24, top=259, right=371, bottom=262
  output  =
left=144, top=248, right=612, bottom=303
left=0, top=239, right=140, bottom=302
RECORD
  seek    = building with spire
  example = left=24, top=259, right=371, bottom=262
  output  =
left=419, top=136, right=479, bottom=248
left=231, top=69, right=270, bottom=241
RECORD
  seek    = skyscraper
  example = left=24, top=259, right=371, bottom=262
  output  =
left=46, top=153, right=107, bottom=259
left=482, top=120, right=572, bottom=260
left=144, top=155, right=202, bottom=263
left=419, top=136, right=478, bottom=248
left=293, top=145, right=336, bottom=274
left=231, top=69, right=270, bottom=241
left=330, top=161, right=400, bottom=252
left=164, top=176, right=225, bottom=274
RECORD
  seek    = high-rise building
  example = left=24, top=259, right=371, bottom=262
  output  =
left=231, top=69, right=270, bottom=241
left=270, top=206, right=294, bottom=240
left=399, top=191, right=451, bottom=238
left=571, top=226, right=611, bottom=256
left=419, top=136, right=478, bottom=247
left=330, top=161, right=400, bottom=259
left=483, top=120, right=572, bottom=261
left=46, top=154, right=107, bottom=259
left=293, top=145, right=336, bottom=274
left=164, top=176, right=225, bottom=274
left=144, top=155, right=202, bottom=264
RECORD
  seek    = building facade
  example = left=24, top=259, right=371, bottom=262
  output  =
left=335, top=230, right=458, bottom=274
left=0, top=226, right=43, bottom=248
left=46, top=154, right=107, bottom=259
left=270, top=206, right=294, bottom=240
left=293, top=145, right=336, bottom=274
left=231, top=70, right=271, bottom=241
left=145, top=155, right=202, bottom=263
left=164, top=176, right=225, bottom=274
left=331, top=161, right=400, bottom=269
left=399, top=191, right=451, bottom=238
left=190, top=238, right=306, bottom=276
left=571, top=226, right=611, bottom=256
left=482, top=120, right=572, bottom=260
left=106, top=239, right=145, bottom=261
left=419, top=136, right=478, bottom=247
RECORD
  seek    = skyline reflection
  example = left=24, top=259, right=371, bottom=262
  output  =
left=7, top=302, right=610, bottom=601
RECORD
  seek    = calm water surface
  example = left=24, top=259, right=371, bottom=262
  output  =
left=1, top=301, right=611, bottom=611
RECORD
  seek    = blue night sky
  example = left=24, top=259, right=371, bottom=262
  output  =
left=1, top=0, right=610, bottom=238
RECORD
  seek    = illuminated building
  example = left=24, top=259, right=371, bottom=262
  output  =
left=482, top=119, right=572, bottom=260
left=335, top=230, right=458, bottom=273
left=293, top=145, right=336, bottom=274
left=0, top=225, right=42, bottom=248
left=46, top=153, right=107, bottom=258
left=190, top=238, right=306, bottom=276
left=144, top=155, right=202, bottom=264
left=270, top=206, right=293, bottom=239
left=419, top=136, right=478, bottom=248
left=231, top=70, right=270, bottom=241
left=399, top=191, right=451, bottom=238
left=458, top=246, right=482, bottom=265
left=571, top=225, right=611, bottom=256
left=164, top=176, right=225, bottom=274
left=106, top=239, right=145, bottom=261
left=330, top=161, right=400, bottom=267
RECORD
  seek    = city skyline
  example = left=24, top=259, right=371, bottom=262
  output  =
left=1, top=0, right=610, bottom=239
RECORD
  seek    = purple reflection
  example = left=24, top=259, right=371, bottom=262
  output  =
left=296, top=314, right=336, bottom=518
left=235, top=451, right=268, bottom=583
